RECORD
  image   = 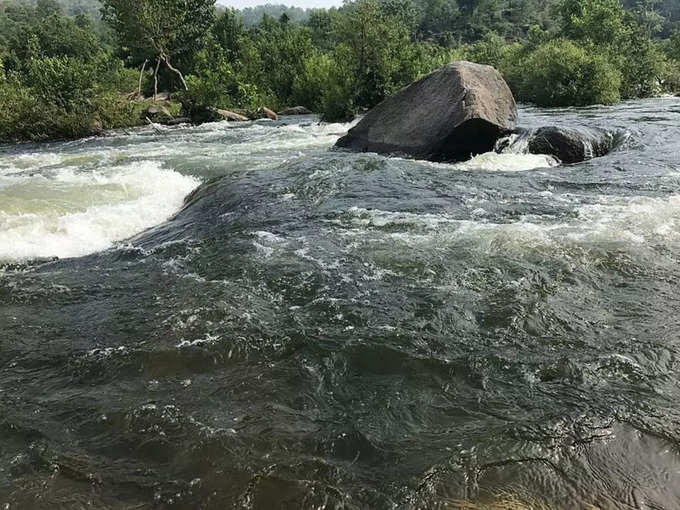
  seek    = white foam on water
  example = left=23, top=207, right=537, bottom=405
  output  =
left=345, top=207, right=457, bottom=229
left=0, top=161, right=200, bottom=262
left=392, top=151, right=558, bottom=172
left=451, top=152, right=559, bottom=172
left=341, top=193, right=680, bottom=256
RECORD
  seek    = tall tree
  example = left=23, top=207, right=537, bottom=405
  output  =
left=212, top=7, right=244, bottom=64
left=333, top=0, right=419, bottom=107
left=101, top=0, right=215, bottom=96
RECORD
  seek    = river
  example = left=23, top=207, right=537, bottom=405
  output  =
left=2, top=98, right=680, bottom=509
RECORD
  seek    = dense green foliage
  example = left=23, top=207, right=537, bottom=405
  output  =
left=236, top=3, right=313, bottom=26
left=513, top=39, right=622, bottom=106
left=100, top=0, right=215, bottom=94
left=3, top=0, right=680, bottom=141
left=0, top=0, right=141, bottom=141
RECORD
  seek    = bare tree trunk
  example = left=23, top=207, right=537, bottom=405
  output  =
left=153, top=57, right=161, bottom=100
left=138, top=59, right=148, bottom=98
left=162, top=54, right=188, bottom=91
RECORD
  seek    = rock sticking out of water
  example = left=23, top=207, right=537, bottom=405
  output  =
left=279, top=106, right=313, bottom=116
left=336, top=61, right=620, bottom=165
left=335, top=61, right=517, bottom=162
left=526, top=125, right=615, bottom=163
left=496, top=126, right=618, bottom=164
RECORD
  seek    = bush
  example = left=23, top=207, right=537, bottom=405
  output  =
left=0, top=78, right=95, bottom=141
left=660, top=59, right=680, bottom=94
left=515, top=38, right=621, bottom=106
left=0, top=54, right=145, bottom=142
left=292, top=50, right=354, bottom=121
left=178, top=47, right=261, bottom=120
left=92, top=91, right=139, bottom=129
left=291, top=52, right=334, bottom=111
left=617, top=33, right=667, bottom=98
left=319, top=75, right=355, bottom=122
left=0, top=79, right=41, bottom=142
left=244, top=16, right=315, bottom=107
left=331, top=0, right=422, bottom=108
left=462, top=32, right=524, bottom=85
left=24, top=56, right=100, bottom=111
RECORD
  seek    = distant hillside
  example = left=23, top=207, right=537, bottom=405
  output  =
left=15, top=0, right=680, bottom=40
left=222, top=0, right=680, bottom=37
left=16, top=0, right=102, bottom=18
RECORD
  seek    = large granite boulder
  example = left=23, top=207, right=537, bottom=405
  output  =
left=335, top=61, right=517, bottom=162
left=526, top=126, right=615, bottom=163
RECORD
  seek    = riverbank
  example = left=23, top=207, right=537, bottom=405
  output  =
left=0, top=87, right=312, bottom=145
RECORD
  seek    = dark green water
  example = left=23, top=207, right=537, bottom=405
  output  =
left=2, top=99, right=680, bottom=509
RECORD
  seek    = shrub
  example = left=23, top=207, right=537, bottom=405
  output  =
left=515, top=38, right=621, bottom=106
left=24, top=56, right=100, bottom=111
left=0, top=79, right=95, bottom=142
left=244, top=17, right=315, bottom=106
left=319, top=75, right=355, bottom=123
left=0, top=54, right=144, bottom=142
left=92, top=91, right=139, bottom=129
left=0, top=79, right=40, bottom=142
left=461, top=32, right=524, bottom=86
left=291, top=52, right=334, bottom=111
left=617, top=33, right=667, bottom=98
left=178, top=47, right=261, bottom=120
left=331, top=0, right=421, bottom=108
left=292, top=50, right=354, bottom=121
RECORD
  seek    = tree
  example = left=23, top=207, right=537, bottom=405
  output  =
left=212, top=8, right=245, bottom=65
left=617, top=13, right=667, bottom=96
left=101, top=0, right=215, bottom=96
left=516, top=38, right=621, bottom=105
left=333, top=0, right=418, bottom=108
left=559, top=0, right=627, bottom=45
left=244, top=14, right=315, bottom=105
left=416, top=0, right=460, bottom=42
left=306, top=8, right=338, bottom=50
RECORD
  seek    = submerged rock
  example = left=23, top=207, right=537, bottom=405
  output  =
left=249, top=107, right=278, bottom=121
left=162, top=117, right=191, bottom=126
left=142, top=103, right=173, bottom=123
left=335, top=61, right=517, bottom=162
left=526, top=126, right=615, bottom=163
left=279, top=106, right=312, bottom=115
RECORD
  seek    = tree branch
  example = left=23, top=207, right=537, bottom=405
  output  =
left=153, top=56, right=161, bottom=100
left=138, top=58, right=148, bottom=98
left=162, top=53, right=188, bottom=91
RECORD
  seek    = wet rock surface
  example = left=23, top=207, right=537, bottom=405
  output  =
left=335, top=61, right=517, bottom=162
left=526, top=125, right=616, bottom=163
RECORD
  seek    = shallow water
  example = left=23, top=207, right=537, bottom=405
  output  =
left=2, top=99, right=680, bottom=509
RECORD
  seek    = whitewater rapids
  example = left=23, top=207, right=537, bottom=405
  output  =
left=3, top=99, right=680, bottom=510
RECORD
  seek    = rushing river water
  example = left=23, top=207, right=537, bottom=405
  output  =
left=2, top=98, right=680, bottom=509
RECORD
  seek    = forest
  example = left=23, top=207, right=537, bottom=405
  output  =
left=2, top=0, right=680, bottom=142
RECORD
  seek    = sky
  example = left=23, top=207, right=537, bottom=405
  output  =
left=218, top=0, right=343, bottom=9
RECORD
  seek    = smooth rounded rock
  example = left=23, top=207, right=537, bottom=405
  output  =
left=335, top=61, right=517, bottom=162
left=527, top=126, right=615, bottom=163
